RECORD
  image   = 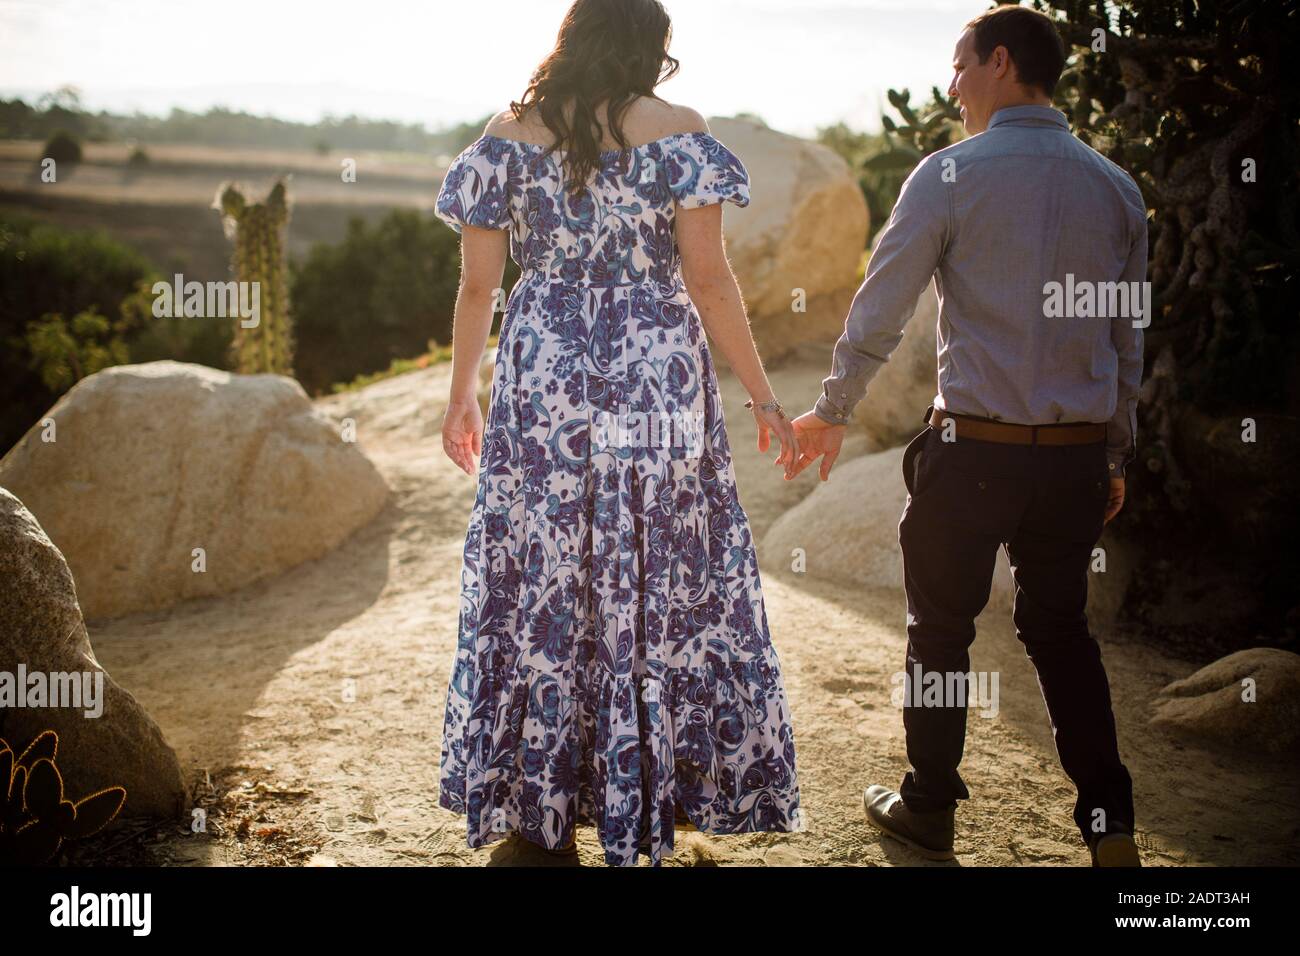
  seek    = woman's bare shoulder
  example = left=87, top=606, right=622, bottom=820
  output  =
left=483, top=109, right=522, bottom=137
left=630, top=98, right=709, bottom=138
left=482, top=100, right=710, bottom=145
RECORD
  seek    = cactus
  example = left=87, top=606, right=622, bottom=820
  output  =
left=1045, top=0, right=1298, bottom=396
left=853, top=87, right=962, bottom=246
left=870, top=86, right=962, bottom=169
left=1042, top=0, right=1300, bottom=648
left=0, top=730, right=127, bottom=865
left=213, top=179, right=295, bottom=375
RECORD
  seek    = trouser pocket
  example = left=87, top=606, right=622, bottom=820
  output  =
left=901, top=427, right=931, bottom=497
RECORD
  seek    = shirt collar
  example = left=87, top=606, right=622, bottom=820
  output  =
left=987, top=105, right=1070, bottom=131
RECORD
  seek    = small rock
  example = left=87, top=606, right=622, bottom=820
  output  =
left=1151, top=647, right=1300, bottom=753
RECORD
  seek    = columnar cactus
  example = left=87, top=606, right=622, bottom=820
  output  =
left=214, top=179, right=294, bottom=375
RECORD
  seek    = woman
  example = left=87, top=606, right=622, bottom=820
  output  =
left=435, top=0, right=801, bottom=867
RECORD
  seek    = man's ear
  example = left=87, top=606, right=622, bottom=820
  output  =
left=991, top=44, right=1011, bottom=80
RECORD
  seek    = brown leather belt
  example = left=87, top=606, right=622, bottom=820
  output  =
left=928, top=408, right=1106, bottom=446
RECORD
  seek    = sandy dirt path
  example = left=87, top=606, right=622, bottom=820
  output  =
left=85, top=352, right=1300, bottom=867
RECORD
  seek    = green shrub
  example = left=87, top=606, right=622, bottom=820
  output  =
left=41, top=129, right=82, bottom=165
left=0, top=216, right=157, bottom=453
left=289, top=209, right=518, bottom=395
left=24, top=309, right=130, bottom=392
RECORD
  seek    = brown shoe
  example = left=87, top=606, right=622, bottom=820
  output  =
left=488, top=832, right=578, bottom=867
left=1089, top=828, right=1141, bottom=867
left=863, top=785, right=956, bottom=861
left=542, top=830, right=578, bottom=856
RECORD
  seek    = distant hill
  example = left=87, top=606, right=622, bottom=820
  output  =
left=0, top=93, right=486, bottom=156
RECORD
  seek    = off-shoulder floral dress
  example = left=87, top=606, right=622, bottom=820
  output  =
left=434, top=130, right=801, bottom=866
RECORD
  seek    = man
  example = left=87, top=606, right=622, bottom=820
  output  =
left=791, top=4, right=1146, bottom=867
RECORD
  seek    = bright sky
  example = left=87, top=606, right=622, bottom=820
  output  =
left=0, top=0, right=976, bottom=137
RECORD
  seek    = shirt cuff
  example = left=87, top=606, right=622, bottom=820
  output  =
left=1105, top=453, right=1128, bottom=479
left=813, top=393, right=851, bottom=425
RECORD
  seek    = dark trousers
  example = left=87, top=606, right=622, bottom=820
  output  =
left=895, top=410, right=1134, bottom=846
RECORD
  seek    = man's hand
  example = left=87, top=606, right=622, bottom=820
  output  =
left=1103, top=477, right=1125, bottom=523
left=790, top=411, right=846, bottom=480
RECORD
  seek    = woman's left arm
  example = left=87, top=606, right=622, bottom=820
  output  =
left=442, top=225, right=508, bottom=475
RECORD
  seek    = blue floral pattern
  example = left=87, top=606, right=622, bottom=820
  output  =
left=434, top=130, right=801, bottom=866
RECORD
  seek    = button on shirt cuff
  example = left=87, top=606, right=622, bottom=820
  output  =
left=814, top=392, right=851, bottom=426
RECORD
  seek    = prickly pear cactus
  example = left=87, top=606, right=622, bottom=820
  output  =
left=0, top=731, right=126, bottom=865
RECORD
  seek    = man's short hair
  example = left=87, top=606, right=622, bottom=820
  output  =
left=965, top=5, right=1066, bottom=97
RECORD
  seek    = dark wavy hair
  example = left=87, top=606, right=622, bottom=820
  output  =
left=510, top=0, right=680, bottom=194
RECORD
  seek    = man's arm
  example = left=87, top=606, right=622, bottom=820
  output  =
left=813, top=153, right=951, bottom=425
left=1107, top=208, right=1148, bottom=478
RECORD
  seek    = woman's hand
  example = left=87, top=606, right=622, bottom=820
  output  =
left=752, top=403, right=800, bottom=481
left=442, top=398, right=484, bottom=475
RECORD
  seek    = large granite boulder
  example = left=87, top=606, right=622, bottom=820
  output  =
left=1151, top=648, right=1300, bottom=753
left=0, top=488, right=186, bottom=818
left=709, top=117, right=869, bottom=363
left=0, top=361, right=390, bottom=620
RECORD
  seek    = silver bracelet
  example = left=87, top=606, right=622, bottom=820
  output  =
left=744, top=397, right=785, bottom=419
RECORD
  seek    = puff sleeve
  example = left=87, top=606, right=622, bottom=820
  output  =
left=667, top=132, right=751, bottom=209
left=435, top=137, right=514, bottom=234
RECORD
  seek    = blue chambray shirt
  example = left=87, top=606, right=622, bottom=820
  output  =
left=813, top=105, right=1148, bottom=477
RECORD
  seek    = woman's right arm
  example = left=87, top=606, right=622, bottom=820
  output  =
left=441, top=224, right=508, bottom=476
left=677, top=202, right=799, bottom=479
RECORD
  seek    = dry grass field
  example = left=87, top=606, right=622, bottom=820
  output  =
left=0, top=138, right=450, bottom=278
